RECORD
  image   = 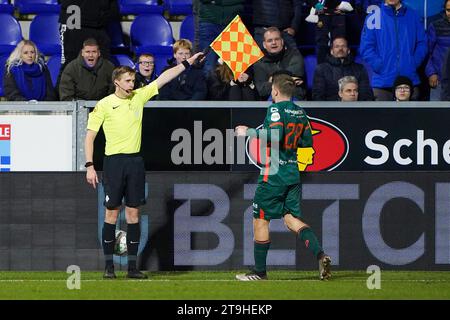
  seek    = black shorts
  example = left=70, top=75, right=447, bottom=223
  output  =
left=102, top=153, right=146, bottom=209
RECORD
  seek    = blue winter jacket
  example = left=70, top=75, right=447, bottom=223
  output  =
left=359, top=3, right=427, bottom=88
left=425, top=15, right=450, bottom=79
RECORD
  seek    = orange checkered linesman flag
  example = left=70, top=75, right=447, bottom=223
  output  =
left=210, top=15, right=264, bottom=80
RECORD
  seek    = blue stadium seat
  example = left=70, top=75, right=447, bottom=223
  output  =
left=46, top=54, right=61, bottom=87
left=0, top=0, right=14, bottom=14
left=153, top=54, right=172, bottom=75
left=107, top=21, right=130, bottom=54
left=110, top=54, right=135, bottom=68
left=0, top=54, right=8, bottom=97
left=179, top=14, right=194, bottom=42
left=166, top=0, right=192, bottom=16
left=15, top=0, right=60, bottom=15
left=0, top=14, right=22, bottom=56
left=304, top=54, right=317, bottom=90
left=130, top=14, right=174, bottom=56
left=119, top=0, right=164, bottom=15
left=29, top=14, right=61, bottom=56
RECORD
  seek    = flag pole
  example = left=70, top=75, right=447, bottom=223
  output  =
left=424, top=0, right=427, bottom=30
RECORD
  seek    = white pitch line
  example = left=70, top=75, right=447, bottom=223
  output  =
left=1, top=279, right=450, bottom=283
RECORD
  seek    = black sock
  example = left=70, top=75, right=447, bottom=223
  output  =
left=102, top=222, right=116, bottom=268
left=127, top=222, right=140, bottom=271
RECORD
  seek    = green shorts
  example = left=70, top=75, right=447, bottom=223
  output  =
left=252, top=182, right=302, bottom=221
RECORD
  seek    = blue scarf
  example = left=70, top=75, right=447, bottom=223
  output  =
left=10, top=62, right=46, bottom=100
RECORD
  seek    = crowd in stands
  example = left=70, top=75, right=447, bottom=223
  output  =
left=1, top=0, right=450, bottom=102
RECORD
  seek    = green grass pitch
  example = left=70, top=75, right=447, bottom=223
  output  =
left=1, top=270, right=450, bottom=300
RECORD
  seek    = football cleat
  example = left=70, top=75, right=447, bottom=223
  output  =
left=127, top=269, right=148, bottom=279
left=235, top=271, right=268, bottom=281
left=103, top=266, right=117, bottom=279
left=319, top=254, right=332, bottom=280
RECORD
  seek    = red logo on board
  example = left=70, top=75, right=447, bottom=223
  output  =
left=246, top=117, right=348, bottom=171
left=0, top=124, right=11, bottom=140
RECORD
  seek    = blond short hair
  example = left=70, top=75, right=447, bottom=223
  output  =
left=112, top=66, right=136, bottom=82
left=173, top=39, right=192, bottom=54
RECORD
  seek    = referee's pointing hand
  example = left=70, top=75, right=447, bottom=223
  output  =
left=86, top=167, right=99, bottom=189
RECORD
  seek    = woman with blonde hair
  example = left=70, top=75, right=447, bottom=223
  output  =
left=3, top=40, right=56, bottom=101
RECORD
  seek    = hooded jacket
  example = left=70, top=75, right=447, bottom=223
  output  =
left=312, top=53, right=373, bottom=101
left=359, top=3, right=427, bottom=88
left=59, top=55, right=115, bottom=101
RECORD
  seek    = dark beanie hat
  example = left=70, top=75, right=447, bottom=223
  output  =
left=393, top=76, right=413, bottom=89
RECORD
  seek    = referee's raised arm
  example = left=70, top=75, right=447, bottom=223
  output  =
left=155, top=52, right=204, bottom=89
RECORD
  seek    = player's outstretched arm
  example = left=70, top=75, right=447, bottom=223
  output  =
left=155, top=52, right=204, bottom=89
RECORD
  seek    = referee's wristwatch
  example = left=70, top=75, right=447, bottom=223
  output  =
left=182, top=60, right=191, bottom=69
left=85, top=161, right=94, bottom=168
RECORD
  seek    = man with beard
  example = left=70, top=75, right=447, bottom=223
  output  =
left=312, top=37, right=373, bottom=101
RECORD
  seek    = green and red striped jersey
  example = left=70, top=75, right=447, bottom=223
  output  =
left=247, top=100, right=312, bottom=186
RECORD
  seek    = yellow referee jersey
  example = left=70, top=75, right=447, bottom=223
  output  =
left=87, top=81, right=159, bottom=155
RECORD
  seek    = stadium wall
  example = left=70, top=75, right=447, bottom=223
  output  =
left=2, top=101, right=450, bottom=172
left=1, top=171, right=450, bottom=271
left=1, top=101, right=450, bottom=271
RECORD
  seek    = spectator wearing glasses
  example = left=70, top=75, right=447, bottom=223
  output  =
left=393, top=75, right=413, bottom=101
left=425, top=0, right=450, bottom=101
left=134, top=53, right=158, bottom=90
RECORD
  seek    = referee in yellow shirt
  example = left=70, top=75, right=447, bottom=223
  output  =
left=85, top=51, right=204, bottom=279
